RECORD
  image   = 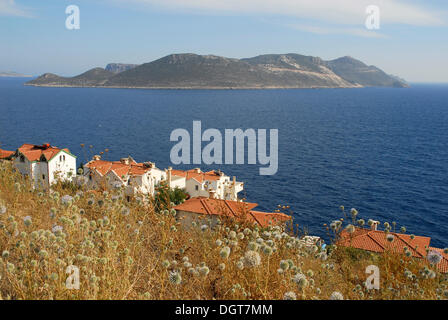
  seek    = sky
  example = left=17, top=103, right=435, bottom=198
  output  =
left=1, top=0, right=447, bottom=82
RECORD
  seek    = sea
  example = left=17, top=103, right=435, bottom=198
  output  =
left=1, top=78, right=447, bottom=247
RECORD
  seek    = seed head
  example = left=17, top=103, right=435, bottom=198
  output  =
left=243, top=250, right=261, bottom=268
left=345, top=224, right=355, bottom=234
left=329, top=291, right=344, bottom=300
left=279, top=260, right=289, bottom=271
left=220, top=246, right=231, bottom=259
left=293, top=273, right=308, bottom=289
left=283, top=291, right=297, bottom=300
left=427, top=250, right=442, bottom=265
left=168, top=271, right=182, bottom=285
left=386, top=234, right=395, bottom=242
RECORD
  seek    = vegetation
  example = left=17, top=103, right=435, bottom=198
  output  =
left=154, top=181, right=188, bottom=212
left=0, top=161, right=446, bottom=300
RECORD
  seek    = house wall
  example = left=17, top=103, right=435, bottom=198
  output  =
left=208, top=179, right=225, bottom=199
left=235, top=182, right=244, bottom=194
left=32, top=161, right=49, bottom=189
left=81, top=168, right=105, bottom=190
left=106, top=171, right=126, bottom=189
left=168, top=172, right=243, bottom=200
left=185, top=179, right=209, bottom=198
left=208, top=180, right=219, bottom=196
left=132, top=169, right=166, bottom=196
left=182, top=175, right=243, bottom=200
left=13, top=156, right=32, bottom=177
left=13, top=156, right=45, bottom=189
left=150, top=168, right=166, bottom=191
left=48, top=152, right=76, bottom=185
left=130, top=175, right=144, bottom=194
left=134, top=174, right=148, bottom=194
left=170, top=176, right=186, bottom=189
left=176, top=210, right=220, bottom=229
left=223, top=181, right=243, bottom=201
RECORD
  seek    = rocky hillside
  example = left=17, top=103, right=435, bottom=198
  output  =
left=26, top=53, right=408, bottom=89
left=324, top=56, right=407, bottom=88
left=29, top=68, right=114, bottom=87
left=105, top=63, right=139, bottom=74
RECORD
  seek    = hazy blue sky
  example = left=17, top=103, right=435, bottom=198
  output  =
left=1, top=0, right=447, bottom=82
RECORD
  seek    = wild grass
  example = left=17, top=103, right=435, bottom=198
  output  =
left=0, top=161, right=447, bottom=300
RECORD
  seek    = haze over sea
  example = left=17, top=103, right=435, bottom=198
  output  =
left=1, top=78, right=447, bottom=247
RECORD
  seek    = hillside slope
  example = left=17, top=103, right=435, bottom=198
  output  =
left=28, top=68, right=114, bottom=87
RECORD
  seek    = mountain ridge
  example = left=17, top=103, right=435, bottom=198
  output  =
left=25, top=53, right=409, bottom=89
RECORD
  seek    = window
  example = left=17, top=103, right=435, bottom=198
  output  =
left=20, top=155, right=25, bottom=163
left=42, top=174, right=45, bottom=180
left=195, top=185, right=199, bottom=191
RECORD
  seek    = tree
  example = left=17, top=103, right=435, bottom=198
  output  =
left=154, top=181, right=188, bottom=211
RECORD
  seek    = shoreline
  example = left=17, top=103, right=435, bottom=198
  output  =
left=24, top=83, right=367, bottom=90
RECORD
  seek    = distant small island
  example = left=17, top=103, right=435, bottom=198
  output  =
left=1, top=71, right=32, bottom=78
left=25, top=53, right=409, bottom=89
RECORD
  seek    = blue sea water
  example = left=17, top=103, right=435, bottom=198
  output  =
left=0, top=78, right=447, bottom=247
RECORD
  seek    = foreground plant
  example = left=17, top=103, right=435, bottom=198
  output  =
left=0, top=161, right=446, bottom=300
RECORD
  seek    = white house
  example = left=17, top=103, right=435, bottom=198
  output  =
left=13, top=143, right=76, bottom=189
left=82, top=155, right=166, bottom=197
left=167, top=168, right=244, bottom=200
left=82, top=159, right=243, bottom=201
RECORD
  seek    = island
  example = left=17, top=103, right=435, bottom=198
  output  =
left=25, top=53, right=408, bottom=89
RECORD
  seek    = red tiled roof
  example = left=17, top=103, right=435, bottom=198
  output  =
left=174, top=197, right=257, bottom=216
left=17, top=144, right=72, bottom=162
left=85, top=159, right=155, bottom=179
left=170, top=169, right=187, bottom=177
left=339, top=228, right=430, bottom=258
left=171, top=169, right=223, bottom=183
left=338, top=227, right=448, bottom=273
left=174, top=197, right=291, bottom=228
left=248, top=210, right=291, bottom=228
left=0, top=148, right=14, bottom=160
left=428, top=247, right=448, bottom=273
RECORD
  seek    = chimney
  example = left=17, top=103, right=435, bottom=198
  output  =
left=371, top=220, right=379, bottom=231
left=167, top=166, right=172, bottom=187
left=231, top=176, right=237, bottom=200
left=93, top=155, right=101, bottom=161
left=194, top=168, right=201, bottom=173
left=209, top=190, right=216, bottom=199
left=120, top=158, right=130, bottom=165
